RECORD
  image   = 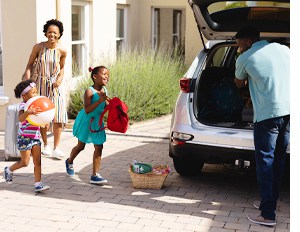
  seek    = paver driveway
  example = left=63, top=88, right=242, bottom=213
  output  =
left=0, top=115, right=290, bottom=231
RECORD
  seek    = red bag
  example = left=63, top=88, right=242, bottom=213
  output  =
left=90, top=97, right=129, bottom=133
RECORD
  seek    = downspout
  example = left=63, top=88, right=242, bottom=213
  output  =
left=56, top=0, right=60, bottom=19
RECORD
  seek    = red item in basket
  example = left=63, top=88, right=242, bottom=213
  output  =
left=152, top=165, right=171, bottom=174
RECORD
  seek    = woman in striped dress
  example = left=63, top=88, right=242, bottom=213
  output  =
left=23, top=19, right=67, bottom=159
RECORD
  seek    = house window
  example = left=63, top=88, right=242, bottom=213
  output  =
left=151, top=8, right=160, bottom=50
left=152, top=8, right=185, bottom=56
left=173, top=10, right=182, bottom=52
left=72, top=2, right=89, bottom=77
left=116, top=6, right=127, bottom=53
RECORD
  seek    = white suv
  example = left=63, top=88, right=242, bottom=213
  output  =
left=169, top=0, right=290, bottom=175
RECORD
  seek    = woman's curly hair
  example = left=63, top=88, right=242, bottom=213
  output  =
left=43, top=19, right=64, bottom=39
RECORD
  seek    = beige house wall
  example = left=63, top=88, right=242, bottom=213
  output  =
left=0, top=0, right=202, bottom=130
left=0, top=0, right=56, bottom=130
left=90, top=0, right=117, bottom=60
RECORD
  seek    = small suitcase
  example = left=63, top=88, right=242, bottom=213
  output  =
left=5, top=104, right=20, bottom=161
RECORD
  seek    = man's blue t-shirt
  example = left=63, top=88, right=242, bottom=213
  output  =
left=235, top=40, right=290, bottom=122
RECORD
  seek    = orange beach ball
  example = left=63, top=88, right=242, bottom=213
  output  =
left=24, top=96, right=55, bottom=126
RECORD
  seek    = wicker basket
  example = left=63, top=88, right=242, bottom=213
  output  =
left=129, top=165, right=169, bottom=189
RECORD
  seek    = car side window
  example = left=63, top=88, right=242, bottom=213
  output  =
left=205, top=44, right=238, bottom=70
left=210, top=46, right=230, bottom=67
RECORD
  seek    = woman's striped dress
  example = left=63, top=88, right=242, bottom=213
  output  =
left=34, top=42, right=68, bottom=124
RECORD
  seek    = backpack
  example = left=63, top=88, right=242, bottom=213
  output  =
left=90, top=97, right=129, bottom=133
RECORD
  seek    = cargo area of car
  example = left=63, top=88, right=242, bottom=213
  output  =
left=195, top=70, right=253, bottom=129
left=194, top=45, right=254, bottom=130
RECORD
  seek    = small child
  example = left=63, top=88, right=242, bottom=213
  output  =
left=65, top=66, right=109, bottom=184
left=3, top=80, right=50, bottom=192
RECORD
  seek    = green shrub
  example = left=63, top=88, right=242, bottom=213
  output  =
left=67, top=77, right=92, bottom=119
left=223, top=2, right=247, bottom=10
left=68, top=46, right=187, bottom=122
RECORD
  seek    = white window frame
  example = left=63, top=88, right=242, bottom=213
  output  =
left=116, top=5, right=127, bottom=53
left=151, top=8, right=160, bottom=50
left=71, top=1, right=90, bottom=78
left=172, top=10, right=182, bottom=49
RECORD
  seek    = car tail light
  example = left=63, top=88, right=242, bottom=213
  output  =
left=171, top=132, right=194, bottom=146
left=179, top=77, right=191, bottom=93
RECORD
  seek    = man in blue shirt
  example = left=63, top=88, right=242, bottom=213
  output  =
left=234, top=26, right=290, bottom=227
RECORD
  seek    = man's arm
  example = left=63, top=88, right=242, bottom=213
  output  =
left=234, top=77, right=247, bottom=88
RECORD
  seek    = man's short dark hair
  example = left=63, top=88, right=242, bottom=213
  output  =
left=235, top=26, right=260, bottom=40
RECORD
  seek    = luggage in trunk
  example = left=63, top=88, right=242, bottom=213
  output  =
left=196, top=67, right=253, bottom=128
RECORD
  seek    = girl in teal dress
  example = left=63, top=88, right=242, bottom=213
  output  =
left=65, top=66, right=110, bottom=184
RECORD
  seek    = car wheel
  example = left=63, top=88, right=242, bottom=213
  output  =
left=172, top=156, right=204, bottom=176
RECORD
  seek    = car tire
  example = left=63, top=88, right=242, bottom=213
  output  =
left=172, top=156, right=204, bottom=176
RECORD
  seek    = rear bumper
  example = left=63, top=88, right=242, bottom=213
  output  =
left=169, top=141, right=256, bottom=164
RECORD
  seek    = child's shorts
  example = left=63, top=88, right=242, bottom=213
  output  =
left=17, top=135, right=41, bottom=151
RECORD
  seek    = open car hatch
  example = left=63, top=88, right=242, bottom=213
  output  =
left=187, top=0, right=290, bottom=42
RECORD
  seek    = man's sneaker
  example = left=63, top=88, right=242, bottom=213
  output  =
left=65, top=159, right=75, bottom=176
left=4, top=167, right=12, bottom=183
left=42, top=145, right=52, bottom=156
left=247, top=214, right=276, bottom=226
left=52, top=148, right=65, bottom=160
left=90, top=173, right=108, bottom=184
left=253, top=200, right=260, bottom=209
left=34, top=182, right=50, bottom=192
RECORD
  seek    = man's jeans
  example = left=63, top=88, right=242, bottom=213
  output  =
left=254, top=115, right=290, bottom=220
